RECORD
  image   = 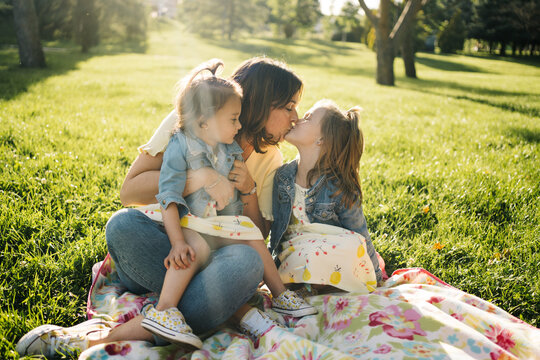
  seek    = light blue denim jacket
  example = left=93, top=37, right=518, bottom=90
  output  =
left=156, top=130, right=244, bottom=218
left=269, top=159, right=382, bottom=281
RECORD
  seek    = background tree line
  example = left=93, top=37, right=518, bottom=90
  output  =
left=1, top=0, right=148, bottom=65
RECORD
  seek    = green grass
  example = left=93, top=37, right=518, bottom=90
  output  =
left=1, top=21, right=539, bottom=358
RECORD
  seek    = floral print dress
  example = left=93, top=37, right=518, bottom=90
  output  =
left=277, top=184, right=378, bottom=292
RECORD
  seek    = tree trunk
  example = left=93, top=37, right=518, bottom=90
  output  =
left=227, top=0, right=234, bottom=40
left=499, top=41, right=506, bottom=56
left=75, top=0, right=98, bottom=53
left=12, top=0, right=46, bottom=67
left=375, top=0, right=395, bottom=85
left=401, top=21, right=416, bottom=78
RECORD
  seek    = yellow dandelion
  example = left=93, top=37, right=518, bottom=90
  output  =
left=422, top=205, right=430, bottom=214
left=212, top=225, right=222, bottom=230
left=432, top=242, right=444, bottom=251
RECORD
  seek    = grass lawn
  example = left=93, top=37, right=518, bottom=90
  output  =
left=1, top=21, right=539, bottom=358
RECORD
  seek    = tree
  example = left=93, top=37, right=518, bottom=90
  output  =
left=74, top=0, right=99, bottom=53
left=357, top=0, right=426, bottom=85
left=437, top=9, right=466, bottom=53
left=181, top=0, right=268, bottom=39
left=331, top=1, right=364, bottom=42
left=12, top=0, right=46, bottom=67
left=270, top=0, right=320, bottom=39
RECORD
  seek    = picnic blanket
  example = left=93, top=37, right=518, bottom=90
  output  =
left=83, top=255, right=540, bottom=359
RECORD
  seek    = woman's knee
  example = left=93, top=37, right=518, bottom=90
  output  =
left=105, top=209, right=134, bottom=250
left=221, top=244, right=264, bottom=285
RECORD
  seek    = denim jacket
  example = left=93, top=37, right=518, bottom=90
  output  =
left=156, top=130, right=244, bottom=218
left=269, top=160, right=382, bottom=281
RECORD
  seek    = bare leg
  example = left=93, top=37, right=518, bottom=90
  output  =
left=157, top=229, right=211, bottom=310
left=88, top=315, right=152, bottom=347
left=247, top=240, right=286, bottom=297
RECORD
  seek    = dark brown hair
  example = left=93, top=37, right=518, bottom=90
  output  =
left=176, top=59, right=242, bottom=135
left=307, top=100, right=364, bottom=208
left=231, top=57, right=303, bottom=153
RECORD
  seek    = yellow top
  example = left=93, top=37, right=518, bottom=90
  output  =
left=138, top=110, right=282, bottom=220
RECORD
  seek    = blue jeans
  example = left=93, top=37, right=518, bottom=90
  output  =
left=105, top=208, right=264, bottom=335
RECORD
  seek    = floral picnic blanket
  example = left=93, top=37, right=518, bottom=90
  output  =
left=84, top=256, right=540, bottom=359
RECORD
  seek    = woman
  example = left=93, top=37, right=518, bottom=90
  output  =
left=16, top=57, right=303, bottom=357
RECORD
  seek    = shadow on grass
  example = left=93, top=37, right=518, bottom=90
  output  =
left=206, top=36, right=375, bottom=79
left=416, top=53, right=487, bottom=73
left=506, top=127, right=540, bottom=144
left=0, top=40, right=147, bottom=101
left=461, top=52, right=540, bottom=68
left=399, top=77, right=540, bottom=117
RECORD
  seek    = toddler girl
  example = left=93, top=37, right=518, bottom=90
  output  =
left=140, top=59, right=315, bottom=348
left=270, top=100, right=383, bottom=294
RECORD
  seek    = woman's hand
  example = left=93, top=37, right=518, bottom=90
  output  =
left=228, top=160, right=255, bottom=194
left=164, top=242, right=196, bottom=270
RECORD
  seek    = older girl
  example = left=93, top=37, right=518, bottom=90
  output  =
left=270, top=100, right=383, bottom=294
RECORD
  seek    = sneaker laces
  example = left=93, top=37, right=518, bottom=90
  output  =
left=47, top=333, right=86, bottom=358
left=240, top=309, right=283, bottom=339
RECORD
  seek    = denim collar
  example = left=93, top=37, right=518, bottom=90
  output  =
left=277, top=159, right=328, bottom=196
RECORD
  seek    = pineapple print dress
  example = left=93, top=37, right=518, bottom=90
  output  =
left=277, top=184, right=377, bottom=293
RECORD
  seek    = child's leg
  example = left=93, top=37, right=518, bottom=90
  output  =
left=156, top=228, right=211, bottom=310
left=247, top=240, right=287, bottom=297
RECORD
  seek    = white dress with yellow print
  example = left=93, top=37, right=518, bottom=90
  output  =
left=277, top=184, right=377, bottom=293
left=136, top=204, right=263, bottom=242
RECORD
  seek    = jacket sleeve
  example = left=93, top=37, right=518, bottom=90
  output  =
left=155, top=133, right=190, bottom=218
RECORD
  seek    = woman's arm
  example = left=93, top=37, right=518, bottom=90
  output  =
left=228, top=159, right=271, bottom=238
left=120, top=152, right=163, bottom=206
left=119, top=152, right=235, bottom=208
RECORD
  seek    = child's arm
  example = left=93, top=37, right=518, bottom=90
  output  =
left=161, top=203, right=195, bottom=270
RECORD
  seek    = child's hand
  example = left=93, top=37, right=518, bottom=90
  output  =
left=164, top=242, right=196, bottom=270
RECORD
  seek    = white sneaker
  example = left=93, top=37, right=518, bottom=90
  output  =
left=239, top=307, right=284, bottom=340
left=16, top=318, right=112, bottom=358
left=141, top=304, right=203, bottom=349
left=272, top=289, right=318, bottom=317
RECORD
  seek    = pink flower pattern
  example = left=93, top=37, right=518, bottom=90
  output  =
left=368, top=305, right=427, bottom=340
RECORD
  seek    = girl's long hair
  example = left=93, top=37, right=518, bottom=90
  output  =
left=307, top=100, right=364, bottom=208
left=231, top=57, right=303, bottom=153
left=175, top=59, right=242, bottom=134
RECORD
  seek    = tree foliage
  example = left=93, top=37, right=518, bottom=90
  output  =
left=470, top=0, right=539, bottom=55
left=1, top=0, right=148, bottom=52
left=331, top=1, right=365, bottom=42
left=437, top=9, right=466, bottom=53
left=181, top=0, right=269, bottom=40
left=269, top=0, right=321, bottom=38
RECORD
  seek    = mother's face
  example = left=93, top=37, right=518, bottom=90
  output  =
left=265, top=92, right=301, bottom=143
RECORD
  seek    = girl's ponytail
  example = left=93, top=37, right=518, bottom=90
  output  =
left=174, top=59, right=242, bottom=134
left=346, top=107, right=364, bottom=159
left=310, top=100, right=365, bottom=208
